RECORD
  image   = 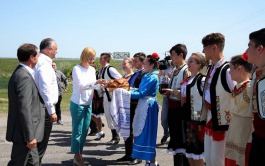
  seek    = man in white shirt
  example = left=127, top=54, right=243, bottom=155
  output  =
left=34, top=38, right=58, bottom=164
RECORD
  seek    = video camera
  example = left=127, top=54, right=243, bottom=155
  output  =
left=158, top=55, right=172, bottom=70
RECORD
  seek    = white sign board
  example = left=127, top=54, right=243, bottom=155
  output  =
left=113, top=52, right=130, bottom=59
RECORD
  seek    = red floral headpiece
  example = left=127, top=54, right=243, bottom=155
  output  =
left=151, top=52, right=159, bottom=59
left=241, top=52, right=248, bottom=61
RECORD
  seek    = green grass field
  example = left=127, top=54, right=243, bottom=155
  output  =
left=0, top=58, right=163, bottom=112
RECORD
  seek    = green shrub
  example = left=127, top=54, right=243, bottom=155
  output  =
left=0, top=58, right=163, bottom=112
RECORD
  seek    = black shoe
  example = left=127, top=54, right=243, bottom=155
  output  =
left=116, top=155, right=132, bottom=162
left=56, top=120, right=63, bottom=125
left=128, top=158, right=142, bottom=165
left=145, top=161, right=150, bottom=166
left=174, top=154, right=189, bottom=166
left=88, top=130, right=98, bottom=136
left=94, top=133, right=105, bottom=141
left=106, top=138, right=120, bottom=145
left=160, top=135, right=168, bottom=144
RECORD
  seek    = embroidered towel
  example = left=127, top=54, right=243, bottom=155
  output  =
left=110, top=88, right=131, bottom=140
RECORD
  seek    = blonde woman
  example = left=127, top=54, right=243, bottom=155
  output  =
left=70, top=47, right=105, bottom=166
left=122, top=57, right=134, bottom=81
left=181, top=53, right=207, bottom=166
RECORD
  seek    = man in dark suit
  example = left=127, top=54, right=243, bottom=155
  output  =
left=116, top=52, right=146, bottom=165
left=6, top=43, right=45, bottom=166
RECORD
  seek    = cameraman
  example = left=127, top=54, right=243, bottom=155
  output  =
left=158, top=56, right=175, bottom=144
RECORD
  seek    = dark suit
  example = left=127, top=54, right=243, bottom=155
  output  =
left=125, top=69, right=146, bottom=157
left=6, top=65, right=45, bottom=166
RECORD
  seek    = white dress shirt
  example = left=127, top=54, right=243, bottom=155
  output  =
left=34, top=53, right=58, bottom=115
left=204, top=59, right=236, bottom=122
left=70, top=64, right=96, bottom=105
left=98, top=64, right=122, bottom=80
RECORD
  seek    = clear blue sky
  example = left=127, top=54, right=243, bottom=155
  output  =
left=0, top=0, right=265, bottom=60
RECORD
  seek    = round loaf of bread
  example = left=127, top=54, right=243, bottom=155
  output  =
left=107, top=78, right=129, bottom=91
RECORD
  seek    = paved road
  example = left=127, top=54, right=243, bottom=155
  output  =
left=0, top=110, right=173, bottom=166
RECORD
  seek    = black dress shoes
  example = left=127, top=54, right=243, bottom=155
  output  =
left=56, top=120, right=63, bottom=125
left=106, top=138, right=120, bottom=145
left=116, top=155, right=132, bottom=162
left=88, top=130, right=98, bottom=136
left=160, top=135, right=169, bottom=144
left=144, top=161, right=160, bottom=166
left=128, top=158, right=142, bottom=165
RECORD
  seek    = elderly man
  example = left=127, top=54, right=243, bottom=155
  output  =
left=34, top=38, right=59, bottom=164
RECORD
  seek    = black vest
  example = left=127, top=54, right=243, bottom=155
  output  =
left=131, top=70, right=146, bottom=104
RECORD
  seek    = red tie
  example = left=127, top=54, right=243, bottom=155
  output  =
left=207, top=66, right=214, bottom=78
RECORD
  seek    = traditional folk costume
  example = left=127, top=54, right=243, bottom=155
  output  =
left=181, top=73, right=206, bottom=160
left=200, top=59, right=236, bottom=166
left=91, top=88, right=104, bottom=117
left=225, top=80, right=253, bottom=166
left=125, top=69, right=146, bottom=159
left=166, top=64, right=190, bottom=165
left=98, top=64, right=122, bottom=129
left=110, top=69, right=146, bottom=161
left=92, top=71, right=104, bottom=117
left=248, top=66, right=265, bottom=166
left=131, top=70, right=159, bottom=161
left=99, top=64, right=122, bottom=141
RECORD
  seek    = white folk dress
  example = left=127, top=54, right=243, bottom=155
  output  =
left=225, top=80, right=253, bottom=166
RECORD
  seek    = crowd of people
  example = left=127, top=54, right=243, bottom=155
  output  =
left=5, top=27, right=265, bottom=166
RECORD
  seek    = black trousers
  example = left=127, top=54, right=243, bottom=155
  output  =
left=124, top=101, right=137, bottom=157
left=173, top=154, right=189, bottom=166
left=25, top=109, right=52, bottom=166
left=249, top=132, right=265, bottom=166
left=89, top=119, right=98, bottom=132
left=37, top=109, right=53, bottom=165
left=55, top=95, right=62, bottom=121
left=8, top=142, right=39, bottom=166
